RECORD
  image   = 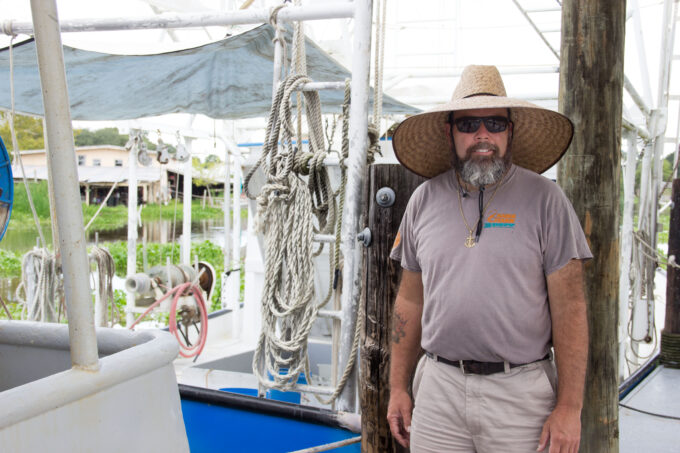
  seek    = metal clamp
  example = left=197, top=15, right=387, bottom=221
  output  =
left=357, top=227, right=372, bottom=247
left=376, top=187, right=396, bottom=207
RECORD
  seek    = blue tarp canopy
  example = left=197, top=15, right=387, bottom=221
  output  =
left=0, top=24, right=418, bottom=121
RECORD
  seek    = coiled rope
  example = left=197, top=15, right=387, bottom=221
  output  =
left=128, top=281, right=209, bottom=359
left=246, top=72, right=320, bottom=392
left=15, top=248, right=61, bottom=322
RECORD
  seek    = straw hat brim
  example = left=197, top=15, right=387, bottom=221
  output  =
left=392, top=95, right=574, bottom=178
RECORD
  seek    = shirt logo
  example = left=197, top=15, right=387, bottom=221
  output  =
left=392, top=231, right=402, bottom=249
left=484, top=210, right=516, bottom=229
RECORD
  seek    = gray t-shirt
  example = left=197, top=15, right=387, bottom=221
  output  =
left=390, top=165, right=592, bottom=363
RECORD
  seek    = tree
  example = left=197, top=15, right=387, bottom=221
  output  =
left=74, top=127, right=128, bottom=147
left=0, top=112, right=44, bottom=155
left=204, top=154, right=222, bottom=164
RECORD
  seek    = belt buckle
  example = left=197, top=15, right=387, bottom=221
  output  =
left=459, top=360, right=472, bottom=375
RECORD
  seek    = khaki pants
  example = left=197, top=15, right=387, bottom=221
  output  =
left=410, top=355, right=557, bottom=453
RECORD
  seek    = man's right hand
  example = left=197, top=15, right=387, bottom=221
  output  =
left=387, top=389, right=413, bottom=448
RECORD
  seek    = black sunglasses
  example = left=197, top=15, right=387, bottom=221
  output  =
left=453, top=116, right=510, bottom=134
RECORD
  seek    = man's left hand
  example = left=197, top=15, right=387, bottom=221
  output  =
left=537, top=404, right=581, bottom=453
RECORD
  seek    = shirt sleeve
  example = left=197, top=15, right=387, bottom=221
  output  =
left=542, top=184, right=593, bottom=275
left=389, top=193, right=422, bottom=272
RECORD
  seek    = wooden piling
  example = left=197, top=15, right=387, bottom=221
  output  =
left=558, top=1, right=625, bottom=451
left=661, top=179, right=680, bottom=368
left=360, top=164, right=424, bottom=453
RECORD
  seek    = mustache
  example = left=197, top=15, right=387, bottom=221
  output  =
left=467, top=142, right=500, bottom=155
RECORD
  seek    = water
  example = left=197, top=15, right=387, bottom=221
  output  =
left=0, top=217, right=239, bottom=306
left=1, top=218, right=231, bottom=252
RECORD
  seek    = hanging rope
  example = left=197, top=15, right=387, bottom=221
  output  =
left=247, top=72, right=320, bottom=392
left=244, top=10, right=369, bottom=401
left=89, top=246, right=118, bottom=327
left=15, top=248, right=62, bottom=323
left=367, top=0, right=388, bottom=164
left=269, top=3, right=289, bottom=85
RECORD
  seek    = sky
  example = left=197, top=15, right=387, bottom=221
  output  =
left=0, top=0, right=677, bottom=160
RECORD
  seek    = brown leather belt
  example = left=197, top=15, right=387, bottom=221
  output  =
left=425, top=352, right=550, bottom=375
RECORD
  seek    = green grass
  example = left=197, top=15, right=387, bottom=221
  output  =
left=10, top=181, right=246, bottom=231
left=0, top=249, right=21, bottom=277
left=10, top=180, right=52, bottom=224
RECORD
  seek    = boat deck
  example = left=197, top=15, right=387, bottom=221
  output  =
left=620, top=365, right=680, bottom=452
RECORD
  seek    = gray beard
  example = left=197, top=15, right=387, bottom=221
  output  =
left=459, top=157, right=507, bottom=187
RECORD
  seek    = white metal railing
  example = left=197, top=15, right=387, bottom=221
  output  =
left=2, top=3, right=356, bottom=36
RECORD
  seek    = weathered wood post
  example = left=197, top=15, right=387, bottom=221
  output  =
left=558, top=1, right=625, bottom=451
left=661, top=179, right=680, bottom=368
left=360, top=164, right=424, bottom=453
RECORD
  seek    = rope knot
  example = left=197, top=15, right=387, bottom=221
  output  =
left=293, top=152, right=314, bottom=175
left=367, top=123, right=382, bottom=164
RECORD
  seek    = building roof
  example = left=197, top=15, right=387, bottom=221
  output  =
left=12, top=165, right=163, bottom=184
left=19, top=145, right=128, bottom=155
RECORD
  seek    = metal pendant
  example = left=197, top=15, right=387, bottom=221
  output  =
left=464, top=233, right=476, bottom=248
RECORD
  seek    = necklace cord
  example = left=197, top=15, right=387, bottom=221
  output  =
left=476, top=186, right=485, bottom=242
left=456, top=173, right=506, bottom=247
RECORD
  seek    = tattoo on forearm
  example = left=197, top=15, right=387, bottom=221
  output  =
left=392, top=312, right=407, bottom=344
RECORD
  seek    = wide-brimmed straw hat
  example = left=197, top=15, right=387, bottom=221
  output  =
left=392, top=65, right=574, bottom=178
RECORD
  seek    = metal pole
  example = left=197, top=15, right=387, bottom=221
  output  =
left=661, top=179, right=680, bottom=367
left=29, top=0, right=99, bottom=370
left=223, top=146, right=232, bottom=309
left=3, top=3, right=356, bottom=36
left=41, top=117, right=59, bottom=254
left=126, top=140, right=138, bottom=328
left=337, top=0, right=373, bottom=412
left=232, top=156, right=242, bottom=309
left=182, top=137, right=194, bottom=265
left=620, top=131, right=638, bottom=379
left=272, top=22, right=284, bottom=99
left=630, top=0, right=654, bottom=107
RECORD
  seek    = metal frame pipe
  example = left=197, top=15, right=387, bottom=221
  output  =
left=619, top=131, right=638, bottom=379
left=182, top=138, right=194, bottom=265
left=3, top=3, right=355, bottom=36
left=126, top=139, right=138, bottom=327
left=223, top=145, right=232, bottom=308
left=337, top=0, right=373, bottom=413
left=232, top=157, right=242, bottom=285
left=29, top=0, right=99, bottom=370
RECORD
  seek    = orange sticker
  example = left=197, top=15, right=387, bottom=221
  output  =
left=392, top=231, right=402, bottom=249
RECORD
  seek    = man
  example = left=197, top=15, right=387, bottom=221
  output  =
left=386, top=65, right=591, bottom=453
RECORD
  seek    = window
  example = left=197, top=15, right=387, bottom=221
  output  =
left=78, top=155, right=86, bottom=166
left=115, top=159, right=123, bottom=167
left=93, top=159, right=101, bottom=167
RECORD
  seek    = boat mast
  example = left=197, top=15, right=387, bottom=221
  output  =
left=558, top=0, right=625, bottom=451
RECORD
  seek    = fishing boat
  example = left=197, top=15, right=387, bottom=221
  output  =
left=0, top=1, right=678, bottom=452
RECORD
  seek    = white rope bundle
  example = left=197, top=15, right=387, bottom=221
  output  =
left=249, top=73, right=320, bottom=391
left=15, top=248, right=61, bottom=322
left=89, top=246, right=118, bottom=327
left=244, top=15, right=360, bottom=402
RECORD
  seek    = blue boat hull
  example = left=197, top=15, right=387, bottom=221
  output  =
left=180, top=385, right=360, bottom=453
